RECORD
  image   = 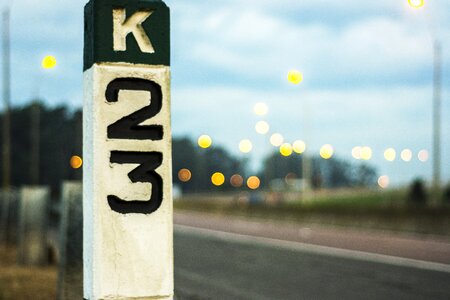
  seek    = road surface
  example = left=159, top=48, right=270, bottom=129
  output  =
left=173, top=212, right=450, bottom=300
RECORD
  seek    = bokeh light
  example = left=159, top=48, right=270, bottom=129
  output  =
left=279, top=143, right=293, bottom=156
left=230, top=174, right=244, bottom=188
left=408, top=0, right=424, bottom=8
left=255, top=121, right=270, bottom=134
left=42, top=55, right=57, bottom=69
left=253, top=103, right=268, bottom=116
left=211, top=172, right=225, bottom=186
left=287, top=70, right=303, bottom=85
left=400, top=149, right=412, bottom=162
left=270, top=133, right=284, bottom=147
left=378, top=175, right=389, bottom=189
left=239, top=139, right=253, bottom=153
left=247, top=176, right=260, bottom=190
left=198, top=135, right=212, bottom=148
left=384, top=148, right=396, bottom=162
left=418, top=150, right=429, bottom=162
left=178, top=168, right=192, bottom=182
left=351, top=146, right=361, bottom=160
left=70, top=155, right=82, bottom=169
left=320, top=144, right=334, bottom=159
left=293, top=140, right=306, bottom=154
left=360, top=146, right=372, bottom=160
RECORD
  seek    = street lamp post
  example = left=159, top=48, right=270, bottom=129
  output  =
left=29, top=55, right=57, bottom=185
left=287, top=70, right=311, bottom=195
left=407, top=0, right=442, bottom=203
left=432, top=39, right=442, bottom=202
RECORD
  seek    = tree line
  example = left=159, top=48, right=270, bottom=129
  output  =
left=0, top=102, right=377, bottom=194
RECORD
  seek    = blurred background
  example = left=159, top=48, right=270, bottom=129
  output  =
left=0, top=0, right=450, bottom=299
left=0, top=0, right=449, bottom=191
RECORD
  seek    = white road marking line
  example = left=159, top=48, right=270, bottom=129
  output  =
left=175, top=224, right=450, bottom=274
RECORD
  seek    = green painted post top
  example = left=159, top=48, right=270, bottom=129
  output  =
left=84, top=0, right=169, bottom=71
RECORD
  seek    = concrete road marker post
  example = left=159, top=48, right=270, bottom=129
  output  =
left=83, top=0, right=172, bottom=299
left=57, top=181, right=83, bottom=300
left=17, top=186, right=49, bottom=266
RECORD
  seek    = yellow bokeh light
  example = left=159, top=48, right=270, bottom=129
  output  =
left=211, top=172, right=225, bottom=186
left=239, top=139, right=253, bottom=153
left=70, top=155, right=82, bottom=169
left=42, top=55, right=57, bottom=69
left=253, top=103, right=269, bottom=116
left=384, top=148, right=396, bottom=162
left=378, top=175, right=389, bottom=189
left=270, top=133, right=284, bottom=147
left=351, top=146, right=361, bottom=160
left=230, top=174, right=244, bottom=188
left=418, top=149, right=429, bottom=162
left=178, top=168, right=192, bottom=182
left=293, top=140, right=306, bottom=154
left=408, top=0, right=424, bottom=8
left=400, top=149, right=412, bottom=162
left=279, top=143, right=293, bottom=156
left=247, top=176, right=260, bottom=190
left=198, top=135, right=212, bottom=148
left=320, top=144, right=334, bottom=160
left=360, top=146, right=372, bottom=160
left=287, top=70, right=303, bottom=85
left=255, top=121, right=270, bottom=135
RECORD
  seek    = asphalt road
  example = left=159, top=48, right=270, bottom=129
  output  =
left=173, top=226, right=450, bottom=300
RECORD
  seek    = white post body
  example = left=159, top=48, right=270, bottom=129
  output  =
left=84, top=64, right=173, bottom=299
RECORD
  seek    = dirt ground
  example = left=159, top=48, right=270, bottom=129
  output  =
left=0, top=246, right=57, bottom=300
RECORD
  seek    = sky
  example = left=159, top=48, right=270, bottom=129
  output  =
left=3, top=0, right=450, bottom=187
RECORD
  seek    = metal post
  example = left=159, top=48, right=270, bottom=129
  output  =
left=432, top=39, right=441, bottom=204
left=2, top=8, right=11, bottom=190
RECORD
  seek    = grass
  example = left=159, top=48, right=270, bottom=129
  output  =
left=174, top=188, right=450, bottom=236
left=0, top=246, right=57, bottom=300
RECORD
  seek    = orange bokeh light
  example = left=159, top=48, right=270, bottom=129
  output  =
left=178, top=168, right=192, bottom=182
left=230, top=174, right=244, bottom=187
left=70, top=155, right=82, bottom=169
left=247, top=176, right=260, bottom=190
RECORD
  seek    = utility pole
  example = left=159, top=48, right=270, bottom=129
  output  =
left=432, top=39, right=442, bottom=204
left=30, top=101, right=40, bottom=185
left=2, top=8, right=11, bottom=191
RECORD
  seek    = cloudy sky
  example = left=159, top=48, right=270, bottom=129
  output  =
left=4, top=0, right=450, bottom=186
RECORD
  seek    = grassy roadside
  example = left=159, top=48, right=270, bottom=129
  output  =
left=0, top=246, right=57, bottom=300
left=174, top=189, right=450, bottom=236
